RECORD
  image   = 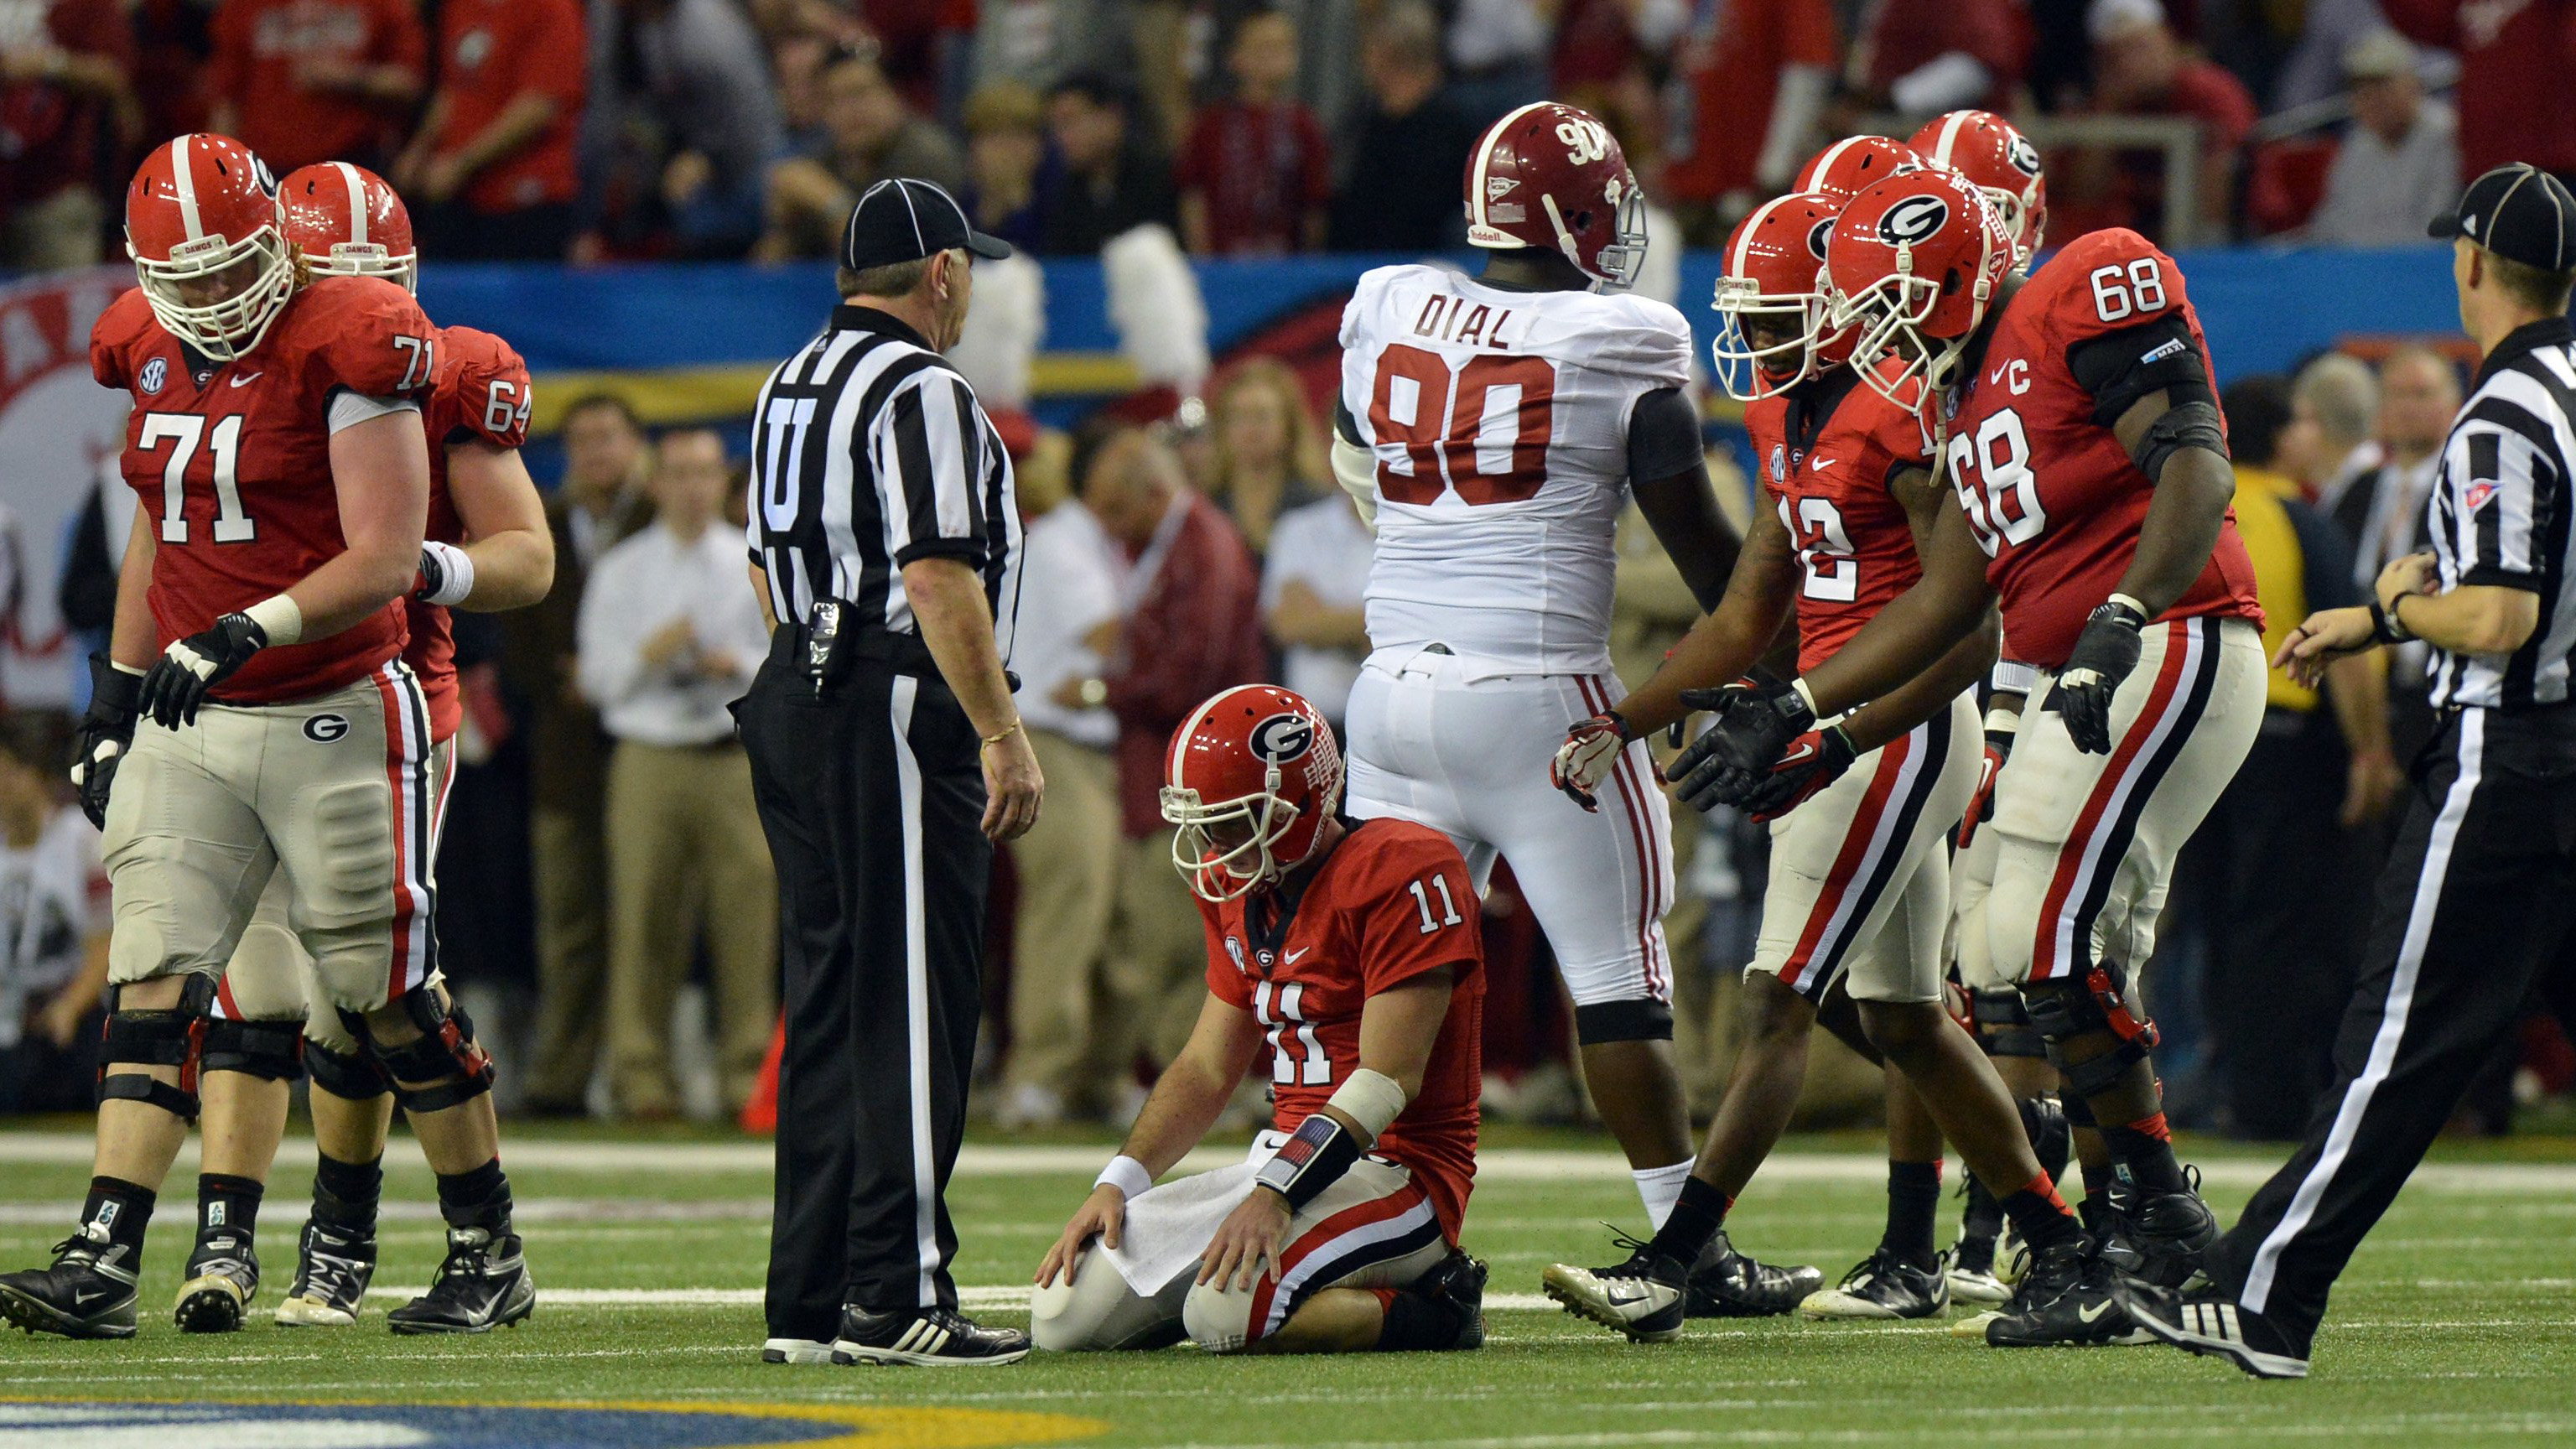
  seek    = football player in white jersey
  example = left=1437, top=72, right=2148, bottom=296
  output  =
left=1331, top=101, right=1815, bottom=1315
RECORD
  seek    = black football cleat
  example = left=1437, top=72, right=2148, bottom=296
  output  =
left=274, top=1218, right=377, bottom=1328
left=1983, top=1239, right=2148, bottom=1348
left=387, top=1227, right=533, bottom=1335
left=1410, top=1248, right=1489, bottom=1350
left=1685, top=1228, right=1821, bottom=1318
left=1801, top=1249, right=1950, bottom=1320
left=2112, top=1279, right=2310, bottom=1379
left=2097, top=1171, right=2218, bottom=1290
left=0, top=1226, right=141, bottom=1340
left=174, top=1226, right=261, bottom=1333
left=1540, top=1232, right=1688, bottom=1343
left=831, top=1304, right=1030, bottom=1365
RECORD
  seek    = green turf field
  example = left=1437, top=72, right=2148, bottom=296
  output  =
left=3, top=1123, right=2573, bottom=1447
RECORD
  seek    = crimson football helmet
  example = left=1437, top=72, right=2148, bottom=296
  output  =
left=1908, top=110, right=2049, bottom=269
left=1791, top=135, right=1921, bottom=205
left=1162, top=684, right=1344, bottom=903
left=124, top=134, right=293, bottom=361
left=279, top=162, right=418, bottom=293
left=1824, top=170, right=2016, bottom=417
left=1711, top=191, right=1852, bottom=401
left=1463, top=101, right=1648, bottom=288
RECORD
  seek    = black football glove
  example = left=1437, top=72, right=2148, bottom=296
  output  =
left=1670, top=679, right=1816, bottom=813
left=1734, top=724, right=1859, bottom=821
left=70, top=654, right=144, bottom=828
left=138, top=611, right=270, bottom=729
left=2050, top=600, right=2147, bottom=756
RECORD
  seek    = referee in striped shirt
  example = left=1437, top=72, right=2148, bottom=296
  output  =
left=2122, top=164, right=2576, bottom=1379
left=740, top=179, right=1038, bottom=1368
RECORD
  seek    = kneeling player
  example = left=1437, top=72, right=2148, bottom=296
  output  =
left=1032, top=685, right=1487, bottom=1356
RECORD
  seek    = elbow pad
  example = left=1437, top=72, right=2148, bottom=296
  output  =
left=2132, top=401, right=2227, bottom=484
left=1332, top=434, right=1380, bottom=532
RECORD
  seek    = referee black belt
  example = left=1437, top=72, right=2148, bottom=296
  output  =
left=766, top=619, right=1021, bottom=693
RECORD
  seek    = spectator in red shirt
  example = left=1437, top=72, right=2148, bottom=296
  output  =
left=2383, top=0, right=2576, bottom=181
left=1856, top=0, right=2030, bottom=124
left=1060, top=426, right=1266, bottom=1075
left=1178, top=8, right=1330, bottom=256
left=1661, top=0, right=1840, bottom=223
left=2065, top=0, right=2257, bottom=244
left=205, top=0, right=425, bottom=174
left=0, top=0, right=138, bottom=273
left=396, top=0, right=586, bottom=261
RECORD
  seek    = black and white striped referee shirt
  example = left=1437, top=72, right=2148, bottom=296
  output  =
left=746, top=304, right=1021, bottom=666
left=2428, top=316, right=2576, bottom=711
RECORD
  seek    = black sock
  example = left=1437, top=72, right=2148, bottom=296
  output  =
left=312, top=1152, right=383, bottom=1233
left=1955, top=1174, right=2002, bottom=1271
left=2078, top=1157, right=2114, bottom=1201
left=1882, top=1160, right=1941, bottom=1269
left=80, top=1176, right=155, bottom=1258
left=1374, top=1289, right=1470, bottom=1352
left=1999, top=1177, right=2085, bottom=1254
left=196, top=1173, right=263, bottom=1243
left=1646, top=1175, right=1728, bottom=1267
left=434, top=1158, right=512, bottom=1236
left=2101, top=1112, right=2190, bottom=1194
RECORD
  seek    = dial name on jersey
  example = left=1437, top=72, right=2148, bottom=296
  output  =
left=1410, top=294, right=1519, bottom=351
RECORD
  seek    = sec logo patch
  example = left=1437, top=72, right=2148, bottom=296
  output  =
left=138, top=357, right=167, bottom=394
left=304, top=714, right=351, bottom=744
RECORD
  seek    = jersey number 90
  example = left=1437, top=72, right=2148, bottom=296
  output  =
left=1368, top=343, right=1556, bottom=506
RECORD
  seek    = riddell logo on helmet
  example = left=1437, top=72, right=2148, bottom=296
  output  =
left=1248, top=713, right=1314, bottom=764
left=1880, top=195, right=1950, bottom=244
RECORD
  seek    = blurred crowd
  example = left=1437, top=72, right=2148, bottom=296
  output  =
left=6, top=0, right=2567, bottom=276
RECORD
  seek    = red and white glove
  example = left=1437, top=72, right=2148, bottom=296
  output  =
left=1739, top=724, right=1858, bottom=823
left=1550, top=711, right=1636, bottom=813
left=1954, top=717, right=2017, bottom=849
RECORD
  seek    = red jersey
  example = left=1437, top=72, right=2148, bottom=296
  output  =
left=1198, top=818, right=1484, bottom=1241
left=1941, top=229, right=2263, bottom=667
left=205, top=0, right=428, bottom=172
left=405, top=324, right=533, bottom=743
left=428, top=0, right=584, bottom=213
left=1747, top=366, right=1932, bottom=673
left=91, top=276, right=440, bottom=704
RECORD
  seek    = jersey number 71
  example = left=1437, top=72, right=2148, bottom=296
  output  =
left=1367, top=342, right=1556, bottom=506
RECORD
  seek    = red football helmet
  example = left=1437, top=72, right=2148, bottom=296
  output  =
left=1791, top=135, right=1921, bottom=205
left=1824, top=170, right=2015, bottom=418
left=1711, top=191, right=1852, bottom=401
left=1907, top=110, right=2049, bottom=269
left=1162, top=684, right=1344, bottom=903
left=279, top=162, right=418, bottom=293
left=124, top=134, right=293, bottom=361
left=1463, top=101, right=1648, bottom=288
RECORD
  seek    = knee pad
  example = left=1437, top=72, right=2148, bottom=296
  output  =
left=1971, top=986, right=2047, bottom=1061
left=1573, top=999, right=1675, bottom=1046
left=342, top=987, right=493, bottom=1114
left=2018, top=963, right=2158, bottom=1100
left=97, top=974, right=216, bottom=1122
left=1182, top=1279, right=1259, bottom=1354
left=199, top=1016, right=304, bottom=1083
left=304, top=1036, right=392, bottom=1100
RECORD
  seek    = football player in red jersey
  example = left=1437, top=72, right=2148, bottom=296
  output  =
left=0, top=137, right=520, bottom=1344
left=1684, top=169, right=2268, bottom=1347
left=177, top=161, right=555, bottom=1336
left=1032, top=686, right=1489, bottom=1356
left=1543, top=186, right=2088, bottom=1341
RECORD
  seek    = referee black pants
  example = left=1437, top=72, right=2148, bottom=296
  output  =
left=740, top=643, right=991, bottom=1337
left=2203, top=707, right=2576, bottom=1352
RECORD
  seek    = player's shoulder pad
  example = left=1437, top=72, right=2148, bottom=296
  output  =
left=1571, top=290, right=1694, bottom=384
left=2032, top=226, right=2193, bottom=340
left=436, top=324, right=534, bottom=449
left=89, top=288, right=158, bottom=390
left=281, top=275, right=439, bottom=399
left=1341, top=263, right=1441, bottom=347
left=1848, top=366, right=1935, bottom=465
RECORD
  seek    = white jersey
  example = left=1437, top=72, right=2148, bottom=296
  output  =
left=1338, top=264, right=1693, bottom=678
left=0, top=808, right=105, bottom=1051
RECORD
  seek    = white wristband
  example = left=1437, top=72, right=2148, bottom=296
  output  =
left=420, top=540, right=475, bottom=607
left=1983, top=705, right=2021, bottom=737
left=1326, top=1067, right=1408, bottom=1141
left=1789, top=676, right=1820, bottom=718
left=1093, top=1155, right=1153, bottom=1199
left=245, top=593, right=304, bottom=647
left=2107, top=593, right=2150, bottom=621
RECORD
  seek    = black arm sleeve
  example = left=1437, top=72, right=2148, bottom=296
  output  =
left=1335, top=395, right=1363, bottom=446
left=1627, top=387, right=1705, bottom=486
left=2064, top=312, right=2214, bottom=426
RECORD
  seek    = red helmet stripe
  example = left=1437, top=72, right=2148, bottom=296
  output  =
left=169, top=138, right=204, bottom=242
left=1468, top=101, right=1551, bottom=233
left=333, top=161, right=369, bottom=247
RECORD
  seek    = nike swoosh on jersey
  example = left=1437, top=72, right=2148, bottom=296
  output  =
left=227, top=372, right=263, bottom=387
left=1988, top=365, right=2008, bottom=386
left=1283, top=948, right=1311, bottom=964
left=1809, top=454, right=1833, bottom=470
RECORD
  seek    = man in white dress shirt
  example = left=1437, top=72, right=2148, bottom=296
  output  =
left=1262, top=496, right=1374, bottom=730
left=579, top=428, right=780, bottom=1118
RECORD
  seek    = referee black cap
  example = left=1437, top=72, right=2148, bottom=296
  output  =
left=842, top=179, right=1012, bottom=271
left=2428, top=164, right=2576, bottom=272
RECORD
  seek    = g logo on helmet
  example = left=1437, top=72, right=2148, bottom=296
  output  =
left=2007, top=135, right=2041, bottom=177
left=1248, top=711, right=1314, bottom=765
left=1880, top=195, right=1950, bottom=245
left=1804, top=216, right=1834, bottom=259
left=1556, top=117, right=1612, bottom=166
